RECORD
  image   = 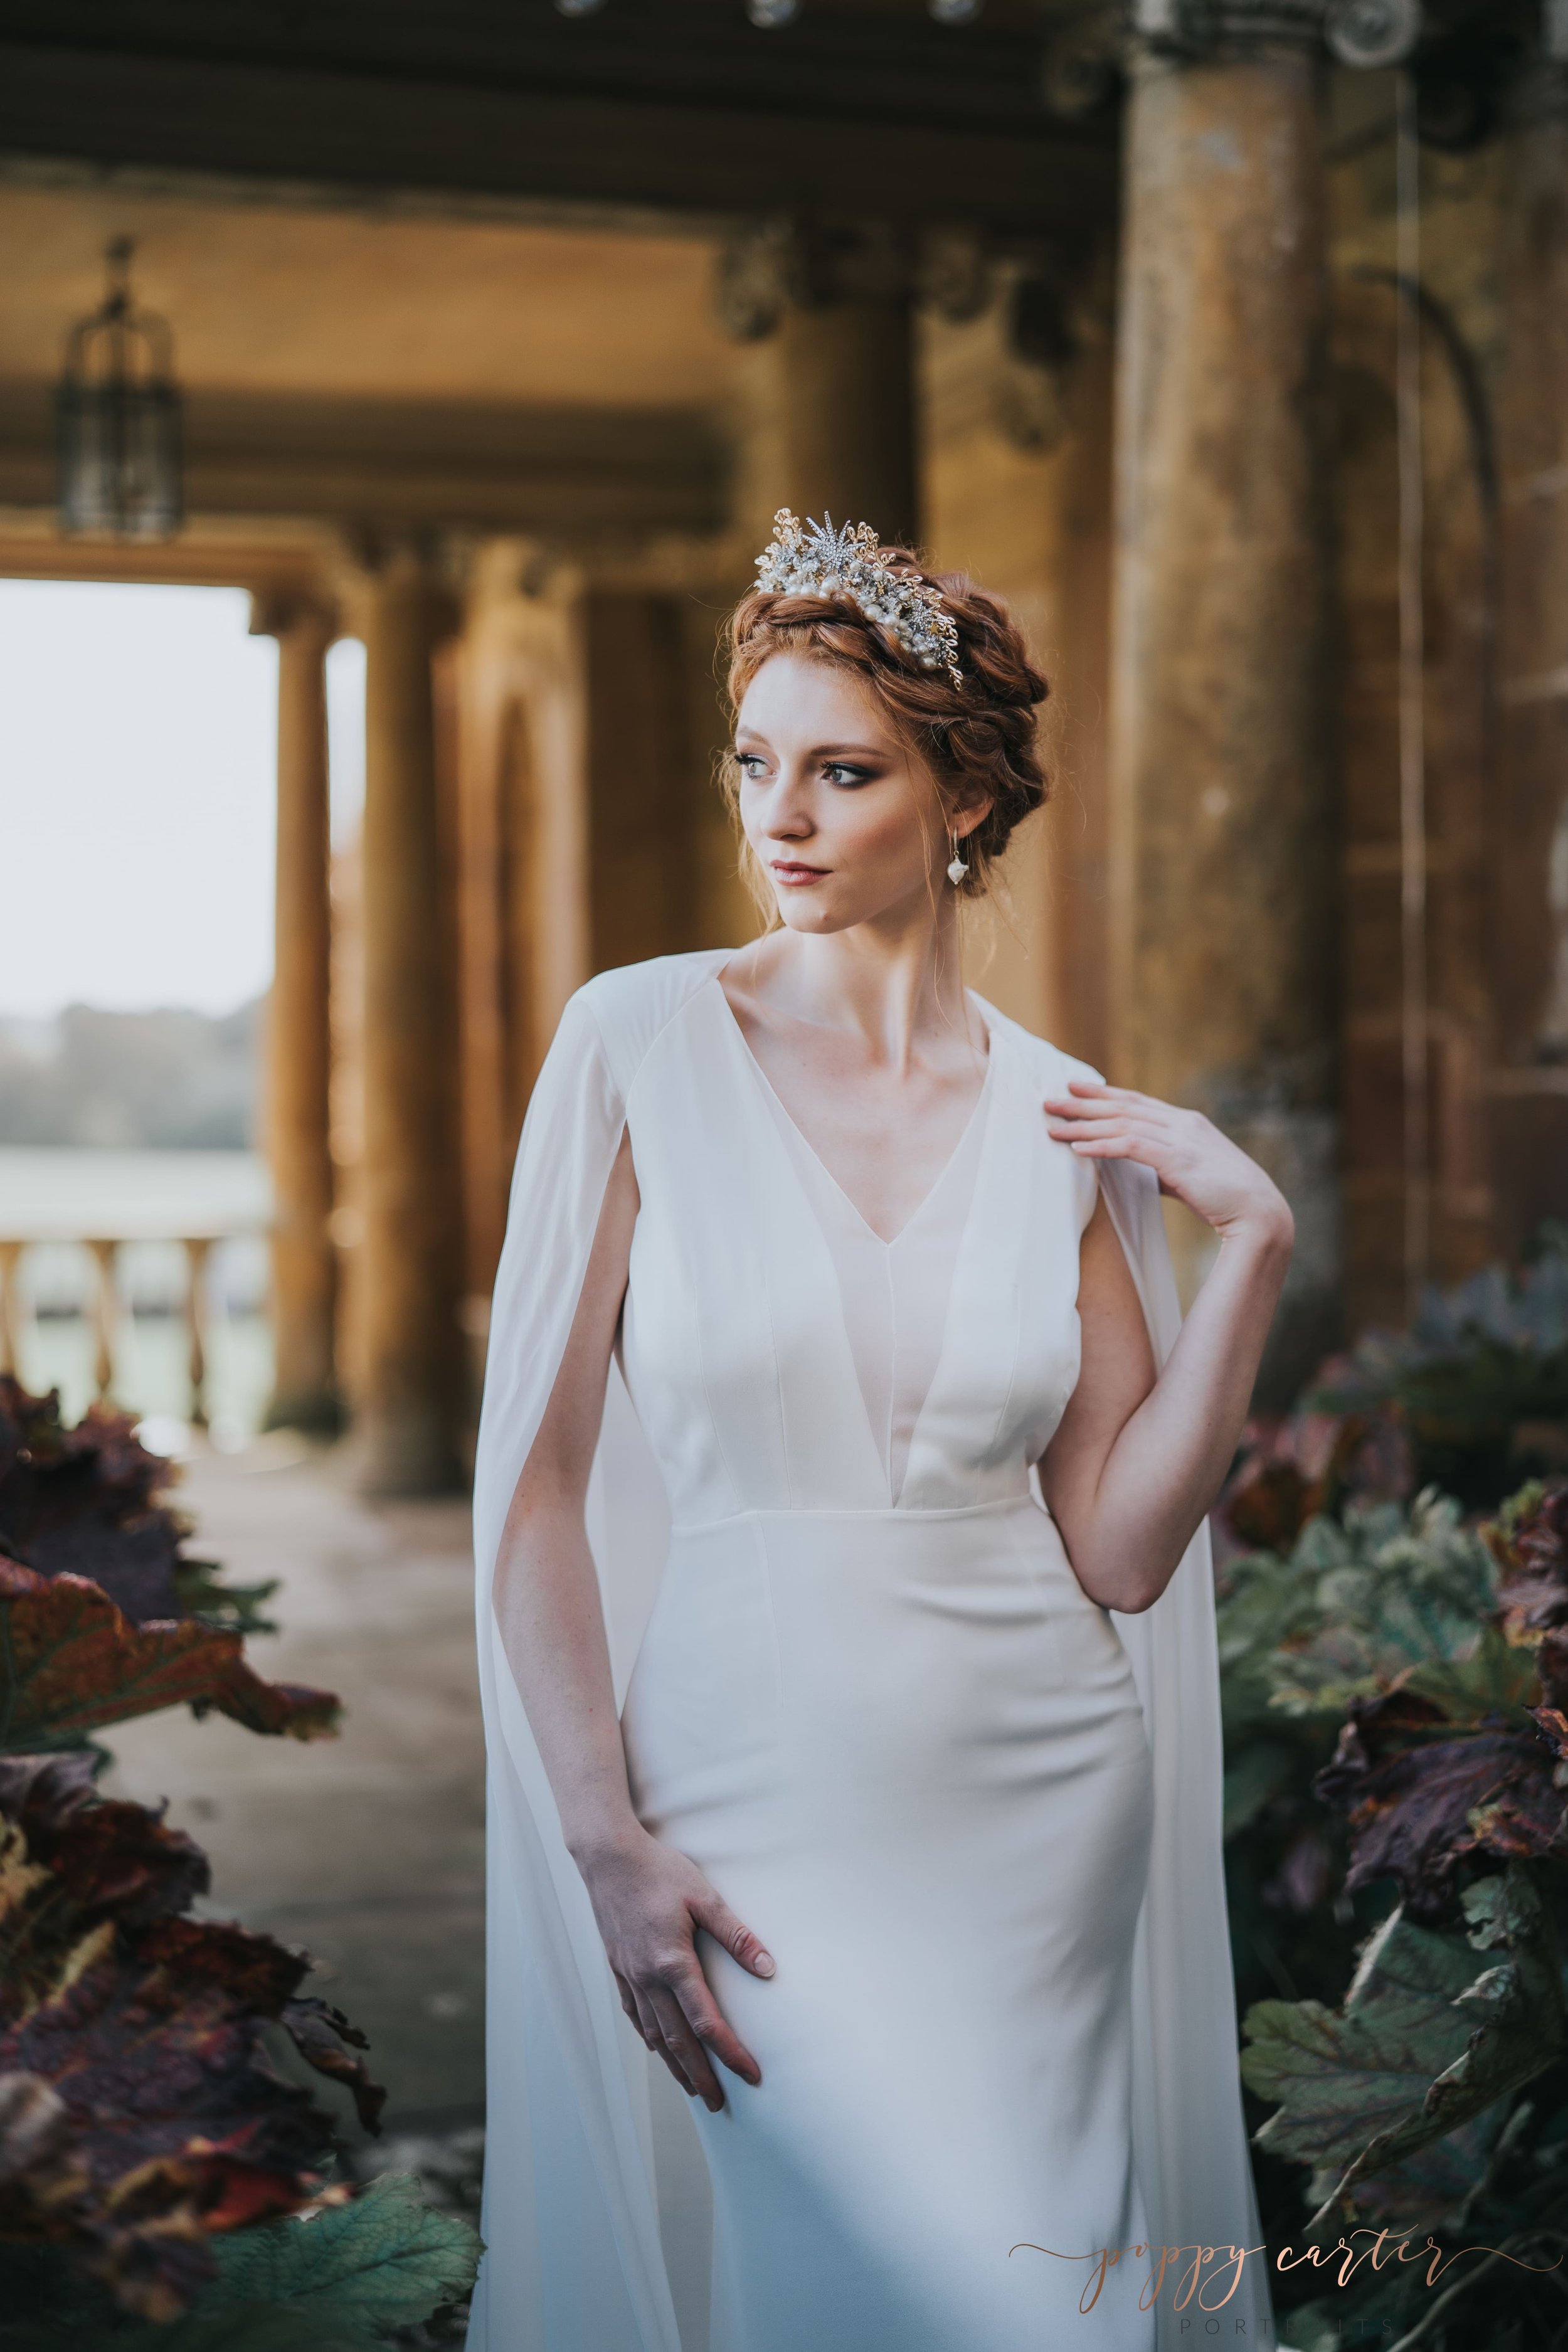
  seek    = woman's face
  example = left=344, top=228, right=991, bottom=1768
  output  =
left=733, top=652, right=980, bottom=936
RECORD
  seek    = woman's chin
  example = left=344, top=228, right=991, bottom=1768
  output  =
left=773, top=894, right=856, bottom=935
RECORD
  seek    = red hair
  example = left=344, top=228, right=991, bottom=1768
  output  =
left=722, top=546, right=1050, bottom=904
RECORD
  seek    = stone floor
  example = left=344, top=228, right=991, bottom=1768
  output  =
left=103, top=1432, right=486, bottom=2148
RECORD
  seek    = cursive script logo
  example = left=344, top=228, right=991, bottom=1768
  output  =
left=1011, top=2230, right=1563, bottom=2318
left=1009, top=2240, right=1264, bottom=2315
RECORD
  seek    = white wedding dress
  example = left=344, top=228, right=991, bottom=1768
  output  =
left=467, top=948, right=1272, bottom=2352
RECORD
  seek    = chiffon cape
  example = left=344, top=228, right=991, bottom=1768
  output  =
left=466, top=952, right=1272, bottom=2351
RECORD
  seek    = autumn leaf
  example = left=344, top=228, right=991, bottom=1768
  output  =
left=0, top=1755, right=382, bottom=2319
left=1493, top=1483, right=1568, bottom=1646
left=1312, top=1668, right=1568, bottom=1920
left=1221, top=1411, right=1411, bottom=1555
left=0, top=1557, right=339, bottom=1754
left=279, top=2000, right=386, bottom=2137
left=0, top=1379, right=275, bottom=1634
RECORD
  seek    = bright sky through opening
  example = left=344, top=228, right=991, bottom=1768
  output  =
left=0, top=580, right=366, bottom=1020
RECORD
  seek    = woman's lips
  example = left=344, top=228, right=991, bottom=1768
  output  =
left=770, top=860, right=828, bottom=887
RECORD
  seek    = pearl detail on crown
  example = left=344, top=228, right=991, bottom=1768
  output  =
left=754, top=509, right=965, bottom=692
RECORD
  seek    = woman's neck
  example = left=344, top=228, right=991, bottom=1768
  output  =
left=739, top=902, right=978, bottom=1078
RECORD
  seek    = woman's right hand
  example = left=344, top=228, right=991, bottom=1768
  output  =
left=576, top=1825, right=774, bottom=2112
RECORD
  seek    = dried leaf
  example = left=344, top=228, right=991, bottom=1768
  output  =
left=0, top=1380, right=275, bottom=1634
left=0, top=1558, right=338, bottom=1754
left=1494, top=1483, right=1568, bottom=1643
left=0, top=1762, right=379, bottom=2319
left=281, top=2000, right=387, bottom=2136
left=1315, top=1717, right=1564, bottom=1920
left=1313, top=1670, right=1568, bottom=1919
left=1221, top=1412, right=1409, bottom=1555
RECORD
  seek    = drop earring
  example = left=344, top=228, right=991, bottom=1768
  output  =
left=946, top=830, right=969, bottom=886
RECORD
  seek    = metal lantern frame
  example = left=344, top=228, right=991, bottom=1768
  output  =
left=55, top=237, right=184, bottom=541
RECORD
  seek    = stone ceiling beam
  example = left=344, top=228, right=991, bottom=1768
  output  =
left=0, top=389, right=729, bottom=539
left=0, top=27, right=1117, bottom=237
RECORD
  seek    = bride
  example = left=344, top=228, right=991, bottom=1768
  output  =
left=467, top=514, right=1285, bottom=2351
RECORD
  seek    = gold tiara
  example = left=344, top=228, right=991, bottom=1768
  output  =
left=754, top=509, right=964, bottom=692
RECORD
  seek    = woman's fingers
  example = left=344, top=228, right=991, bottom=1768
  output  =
left=1046, top=1113, right=1171, bottom=1142
left=632, top=1984, right=696, bottom=2096
left=1042, top=1080, right=1155, bottom=1111
left=691, top=1887, right=775, bottom=1981
left=668, top=1951, right=763, bottom=2089
left=614, top=1969, right=645, bottom=2038
left=648, top=1984, right=725, bottom=2112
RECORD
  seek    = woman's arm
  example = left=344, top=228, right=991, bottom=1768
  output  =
left=491, top=1126, right=775, bottom=2111
left=1037, top=1081, right=1293, bottom=1615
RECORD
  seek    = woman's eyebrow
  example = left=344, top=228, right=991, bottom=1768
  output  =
left=733, top=734, right=891, bottom=758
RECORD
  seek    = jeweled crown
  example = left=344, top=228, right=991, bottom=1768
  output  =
left=754, top=509, right=964, bottom=692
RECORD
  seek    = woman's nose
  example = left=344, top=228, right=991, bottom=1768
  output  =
left=760, top=776, right=813, bottom=839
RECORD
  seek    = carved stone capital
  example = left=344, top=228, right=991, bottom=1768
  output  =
left=714, top=217, right=992, bottom=342
left=1041, top=1, right=1425, bottom=122
left=1128, top=0, right=1420, bottom=66
left=248, top=589, right=337, bottom=645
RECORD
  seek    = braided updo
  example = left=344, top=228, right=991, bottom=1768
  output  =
left=722, top=546, right=1050, bottom=903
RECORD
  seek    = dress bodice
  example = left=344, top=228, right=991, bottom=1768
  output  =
left=615, top=961, right=1098, bottom=1527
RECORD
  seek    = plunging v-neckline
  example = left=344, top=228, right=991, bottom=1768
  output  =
left=707, top=969, right=996, bottom=1249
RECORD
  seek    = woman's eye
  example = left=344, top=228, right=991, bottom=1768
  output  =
left=735, top=752, right=766, bottom=777
left=824, top=763, right=873, bottom=787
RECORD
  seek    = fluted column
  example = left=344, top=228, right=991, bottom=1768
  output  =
left=252, top=595, right=339, bottom=1435
left=1108, top=21, right=1338, bottom=1401
left=356, top=546, right=465, bottom=1496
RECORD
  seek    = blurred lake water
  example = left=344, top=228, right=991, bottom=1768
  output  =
left=0, top=1147, right=273, bottom=1440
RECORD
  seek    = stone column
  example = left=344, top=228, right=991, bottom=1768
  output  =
left=0, top=1242, right=25, bottom=1381
left=1493, top=72, right=1568, bottom=1253
left=356, top=546, right=465, bottom=1496
left=776, top=302, right=918, bottom=548
left=85, top=1240, right=119, bottom=1401
left=720, top=222, right=920, bottom=548
left=1108, top=23, right=1338, bottom=1402
left=183, top=1236, right=213, bottom=1431
left=252, top=595, right=339, bottom=1435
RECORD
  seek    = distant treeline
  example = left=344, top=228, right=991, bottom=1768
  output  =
left=0, top=1001, right=260, bottom=1149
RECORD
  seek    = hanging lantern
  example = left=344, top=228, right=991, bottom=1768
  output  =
left=55, top=238, right=183, bottom=540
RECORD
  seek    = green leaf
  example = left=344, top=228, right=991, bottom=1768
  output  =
left=1241, top=1912, right=1481, bottom=2166
left=203, top=2173, right=482, bottom=2331
left=1261, top=1496, right=1503, bottom=1723
left=1399, top=1628, right=1543, bottom=1721
left=1241, top=1869, right=1568, bottom=2218
left=1463, top=1865, right=1542, bottom=1949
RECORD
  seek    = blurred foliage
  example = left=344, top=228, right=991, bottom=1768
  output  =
left=0, top=1378, right=337, bottom=1754
left=0, top=1377, right=277, bottom=1636
left=0, top=1381, right=480, bottom=2341
left=1218, top=1233, right=1568, bottom=2347
left=0, top=1001, right=258, bottom=1152
left=1306, top=1222, right=1568, bottom=1510
left=0, top=2173, right=479, bottom=2351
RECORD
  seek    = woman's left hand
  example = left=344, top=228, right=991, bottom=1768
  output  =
left=1042, top=1080, right=1293, bottom=1248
